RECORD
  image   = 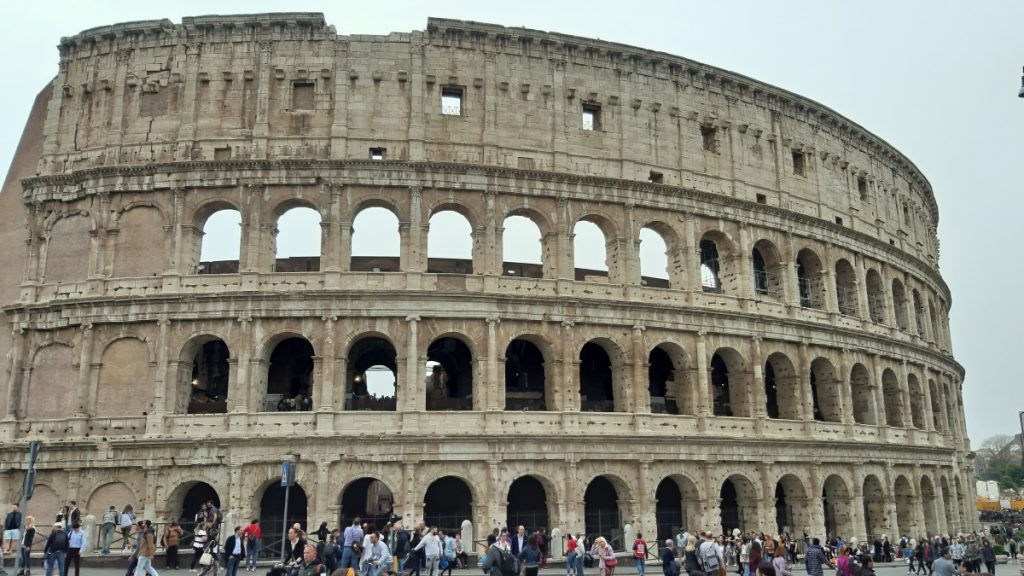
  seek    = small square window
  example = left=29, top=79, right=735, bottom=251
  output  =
left=701, top=126, right=718, bottom=153
left=835, top=216, right=844, bottom=226
left=441, top=87, right=463, bottom=116
left=648, top=171, right=664, bottom=184
left=756, top=193, right=767, bottom=205
left=857, top=177, right=868, bottom=200
left=293, top=82, right=315, bottom=110
left=889, top=239, right=896, bottom=246
left=370, top=147, right=386, bottom=160
left=582, top=103, right=601, bottom=131
left=792, top=150, right=806, bottom=176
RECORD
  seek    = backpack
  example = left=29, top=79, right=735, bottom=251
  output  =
left=634, top=540, right=647, bottom=559
left=700, top=542, right=720, bottom=571
left=498, top=549, right=517, bottom=576
left=324, top=541, right=338, bottom=560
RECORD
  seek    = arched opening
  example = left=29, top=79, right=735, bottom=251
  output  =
left=655, top=476, right=698, bottom=544
left=584, top=476, right=622, bottom=546
left=764, top=352, right=800, bottom=420
left=796, top=248, right=825, bottom=309
left=834, top=259, right=859, bottom=317
left=266, top=337, right=315, bottom=412
left=346, top=337, right=398, bottom=411
left=775, top=475, right=810, bottom=536
left=850, top=363, right=875, bottom=425
left=866, top=269, right=886, bottom=324
left=274, top=207, right=322, bottom=272
left=892, top=279, right=909, bottom=331
left=863, top=475, right=887, bottom=541
left=809, top=358, right=841, bottom=422
left=907, top=374, right=925, bottom=430
left=639, top=227, right=670, bottom=288
left=711, top=348, right=748, bottom=417
left=912, top=289, right=927, bottom=338
left=428, top=210, right=474, bottom=274
left=752, top=240, right=783, bottom=298
left=198, top=209, right=241, bottom=274
left=339, top=478, right=394, bottom=529
left=426, top=337, right=474, bottom=410
left=720, top=475, right=758, bottom=536
left=259, top=482, right=308, bottom=545
left=881, top=369, right=904, bottom=427
left=351, top=207, right=401, bottom=272
left=505, top=339, right=547, bottom=411
left=822, top=475, right=851, bottom=539
left=187, top=338, right=230, bottom=415
left=573, top=220, right=609, bottom=281
left=424, top=476, right=472, bottom=533
left=699, top=237, right=722, bottom=293
left=580, top=341, right=617, bottom=412
left=506, top=476, right=550, bottom=532
left=648, top=346, right=679, bottom=414
left=920, top=476, right=938, bottom=536
left=893, top=476, right=915, bottom=536
left=180, top=482, right=221, bottom=525
left=502, top=215, right=544, bottom=278
left=774, top=482, right=792, bottom=535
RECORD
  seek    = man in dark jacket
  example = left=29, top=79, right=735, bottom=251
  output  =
left=43, top=522, right=69, bottom=576
left=393, top=523, right=411, bottom=574
left=661, top=539, right=680, bottom=576
left=223, top=526, right=246, bottom=576
left=804, top=538, right=834, bottom=576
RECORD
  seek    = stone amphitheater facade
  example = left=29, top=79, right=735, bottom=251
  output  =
left=0, top=13, right=975, bottom=546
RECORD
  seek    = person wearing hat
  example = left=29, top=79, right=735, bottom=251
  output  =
left=42, top=522, right=68, bottom=576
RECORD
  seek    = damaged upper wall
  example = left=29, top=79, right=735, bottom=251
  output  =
left=40, top=14, right=939, bottom=263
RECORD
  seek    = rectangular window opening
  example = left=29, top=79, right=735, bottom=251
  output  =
left=370, top=147, right=386, bottom=160
left=648, top=171, right=664, bottom=184
left=756, top=193, right=767, bottom=205
left=701, top=126, right=718, bottom=153
left=857, top=177, right=868, bottom=200
left=792, top=150, right=806, bottom=176
left=582, top=103, right=601, bottom=131
left=441, top=87, right=463, bottom=116
left=835, top=216, right=844, bottom=226
left=293, top=82, right=315, bottom=110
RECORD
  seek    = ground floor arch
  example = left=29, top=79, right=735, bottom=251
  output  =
left=259, top=482, right=309, bottom=548
left=920, top=476, right=939, bottom=536
left=822, top=475, right=852, bottom=539
left=655, top=475, right=700, bottom=543
left=506, top=475, right=551, bottom=532
left=423, top=476, right=473, bottom=534
left=863, top=475, right=887, bottom=540
left=720, top=475, right=758, bottom=536
left=339, top=477, right=395, bottom=529
left=584, top=476, right=623, bottom=547
left=893, top=475, right=915, bottom=537
left=180, top=482, right=221, bottom=524
left=775, top=474, right=809, bottom=535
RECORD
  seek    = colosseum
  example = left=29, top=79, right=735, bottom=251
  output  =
left=0, top=13, right=974, bottom=551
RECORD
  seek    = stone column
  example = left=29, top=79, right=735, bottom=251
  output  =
left=232, top=316, right=254, bottom=413
left=696, top=332, right=711, bottom=429
left=750, top=337, right=766, bottom=420
left=406, top=187, right=424, bottom=273
left=147, top=317, right=172, bottom=435
left=556, top=198, right=573, bottom=280
left=484, top=192, right=500, bottom=276
left=636, top=462, right=655, bottom=537
left=807, top=465, right=825, bottom=539
left=850, top=479, right=867, bottom=543
left=2, top=326, right=26, bottom=425
left=737, top=223, right=754, bottom=301
left=632, top=326, right=648, bottom=414
left=869, top=354, right=888, bottom=434
left=325, top=184, right=344, bottom=272
left=837, top=349, right=855, bottom=426
left=486, top=317, right=500, bottom=411
left=701, top=461, right=718, bottom=533
left=920, top=366, right=936, bottom=435
left=624, top=204, right=641, bottom=285
left=683, top=214, right=701, bottom=292
left=798, top=342, right=812, bottom=425
left=882, top=465, right=900, bottom=536
left=405, top=316, right=421, bottom=412
left=757, top=463, right=775, bottom=536
left=166, top=188, right=186, bottom=275
left=898, top=361, right=914, bottom=429
left=560, top=321, right=577, bottom=412
left=563, top=460, right=582, bottom=533
left=76, top=324, right=94, bottom=417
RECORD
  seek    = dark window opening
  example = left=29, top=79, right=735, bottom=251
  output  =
left=426, top=338, right=474, bottom=410
left=505, top=340, right=546, bottom=411
left=655, top=479, right=686, bottom=544
left=775, top=483, right=793, bottom=534
left=347, top=337, right=398, bottom=411
left=792, top=150, right=806, bottom=176
left=764, top=361, right=779, bottom=419
left=266, top=338, right=315, bottom=412
left=424, top=477, right=472, bottom=535
left=370, top=147, right=386, bottom=160
left=580, top=342, right=615, bottom=412
left=711, top=353, right=731, bottom=417
left=648, top=347, right=678, bottom=414
left=441, top=87, right=463, bottom=116
left=260, top=483, right=307, bottom=548
left=648, top=170, right=664, bottom=184
left=189, top=340, right=229, bottom=414
left=720, top=480, right=742, bottom=536
left=701, top=126, right=718, bottom=153
left=756, top=193, right=767, bottom=205
left=293, top=82, right=315, bottom=110
left=796, top=250, right=824, bottom=309
left=835, top=216, right=844, bottom=226
left=179, top=483, right=220, bottom=527
left=582, top=103, right=601, bottom=131
left=858, top=177, right=868, bottom=200
left=585, top=477, right=621, bottom=549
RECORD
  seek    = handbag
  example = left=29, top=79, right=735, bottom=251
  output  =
left=200, top=552, right=213, bottom=566
left=605, top=557, right=618, bottom=568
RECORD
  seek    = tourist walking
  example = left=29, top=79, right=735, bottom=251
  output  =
left=64, top=522, right=85, bottom=576
left=932, top=548, right=956, bottom=576
left=684, top=536, right=700, bottom=575
left=120, top=506, right=136, bottom=552
left=4, top=505, right=21, bottom=557
left=196, top=536, right=220, bottom=576
left=190, top=522, right=209, bottom=571
left=834, top=546, right=852, bottom=576
left=15, top=515, right=34, bottom=576
left=223, top=526, right=246, bottom=576
left=633, top=533, right=650, bottom=576
left=163, top=522, right=183, bottom=570
left=660, top=539, right=679, bottom=576
left=42, top=522, right=68, bottom=576
left=517, top=538, right=541, bottom=576
left=980, top=539, right=996, bottom=575
left=340, top=518, right=363, bottom=575
left=591, top=537, right=617, bottom=576
left=134, top=522, right=160, bottom=576
left=803, top=538, right=833, bottom=576
left=413, top=527, right=442, bottom=576
left=241, top=520, right=261, bottom=573
left=772, top=545, right=792, bottom=576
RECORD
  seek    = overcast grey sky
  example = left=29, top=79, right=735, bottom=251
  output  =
left=2, top=1, right=1021, bottom=444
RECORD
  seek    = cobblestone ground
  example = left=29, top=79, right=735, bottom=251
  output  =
left=4, top=559, right=1019, bottom=576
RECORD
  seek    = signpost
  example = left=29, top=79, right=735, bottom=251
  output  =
left=279, top=460, right=296, bottom=561
left=14, top=442, right=41, bottom=575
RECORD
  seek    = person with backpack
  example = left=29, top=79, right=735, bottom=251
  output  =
left=242, top=519, right=262, bottom=573
left=698, top=532, right=723, bottom=576
left=42, top=522, right=68, bottom=576
left=803, top=538, right=833, bottom=576
left=481, top=535, right=515, bottom=576
left=634, top=533, right=650, bottom=576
